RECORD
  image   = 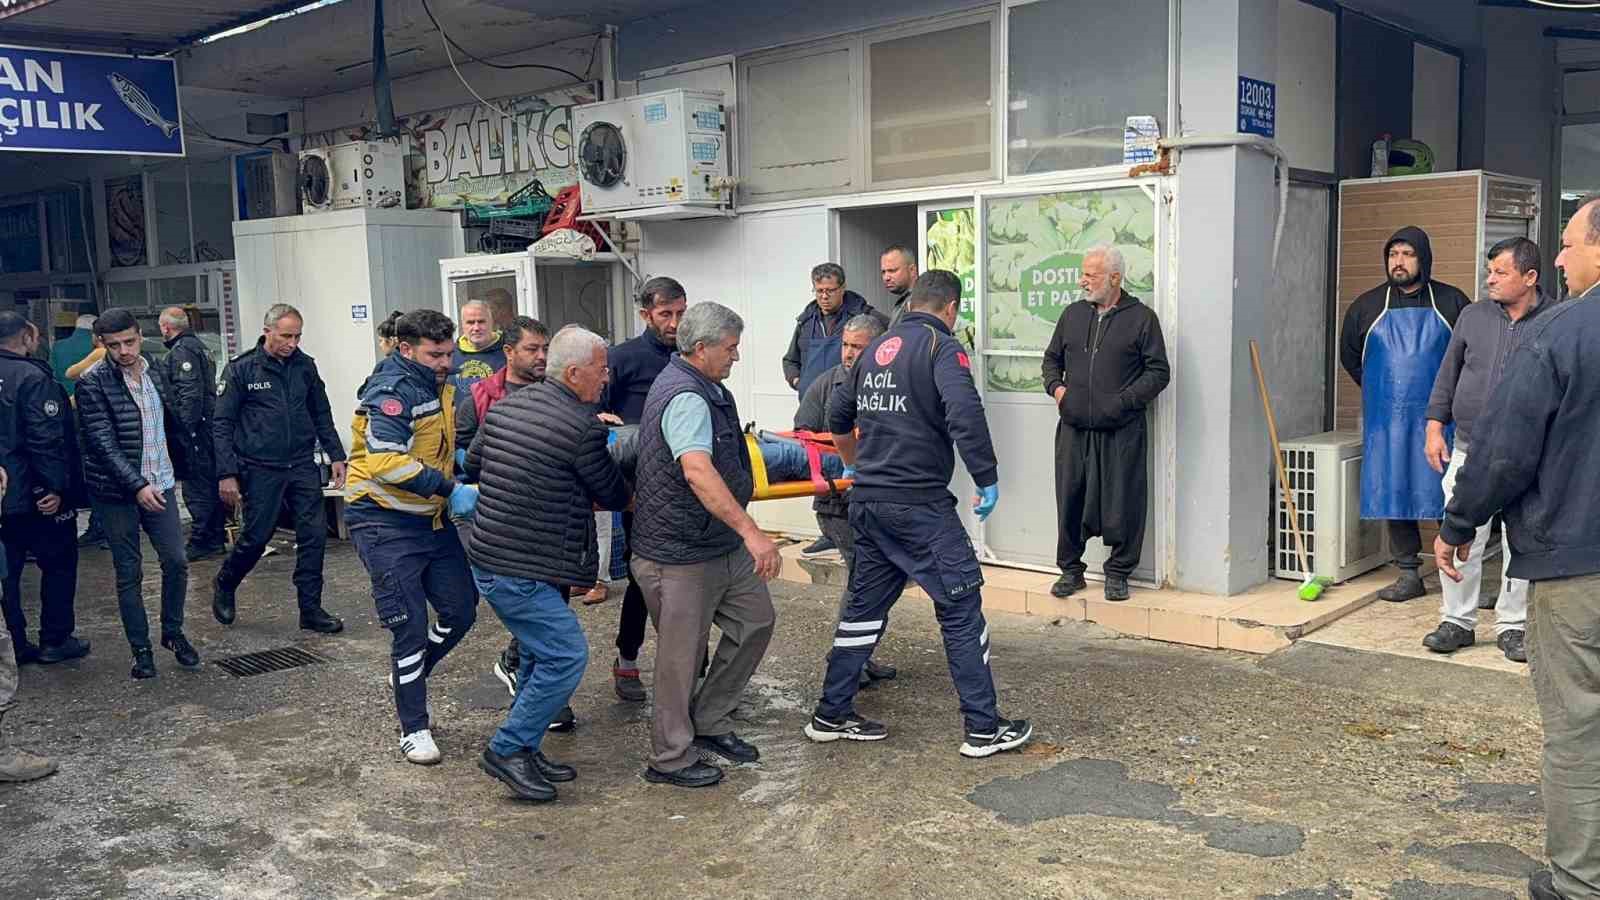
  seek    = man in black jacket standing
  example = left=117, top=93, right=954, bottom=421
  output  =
left=1042, top=245, right=1170, bottom=602
left=0, top=313, right=89, bottom=667
left=782, top=262, right=886, bottom=396
left=1435, top=198, right=1600, bottom=900
left=467, top=325, right=630, bottom=802
left=76, top=310, right=197, bottom=679
left=156, top=307, right=224, bottom=561
left=212, top=303, right=347, bottom=635
left=600, top=276, right=687, bottom=704
left=1342, top=226, right=1472, bottom=603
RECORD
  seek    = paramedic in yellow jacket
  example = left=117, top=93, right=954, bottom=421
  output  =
left=346, top=309, right=482, bottom=766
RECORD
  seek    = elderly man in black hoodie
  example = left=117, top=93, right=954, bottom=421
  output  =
left=1042, top=245, right=1170, bottom=603
left=1341, top=226, right=1471, bottom=603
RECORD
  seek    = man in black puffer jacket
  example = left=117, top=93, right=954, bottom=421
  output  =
left=155, top=307, right=225, bottom=561
left=0, top=312, right=89, bottom=667
left=465, top=325, right=630, bottom=803
left=1041, top=245, right=1170, bottom=603
left=76, top=309, right=197, bottom=680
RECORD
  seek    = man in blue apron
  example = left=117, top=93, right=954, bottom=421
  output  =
left=1339, top=226, right=1471, bottom=602
left=782, top=263, right=886, bottom=398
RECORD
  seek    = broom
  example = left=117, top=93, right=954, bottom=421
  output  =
left=1249, top=340, right=1332, bottom=601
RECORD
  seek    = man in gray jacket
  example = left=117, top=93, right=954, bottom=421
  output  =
left=1422, top=236, right=1546, bottom=662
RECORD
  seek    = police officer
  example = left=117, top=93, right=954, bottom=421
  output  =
left=0, top=312, right=90, bottom=667
left=804, top=270, right=1032, bottom=759
left=156, top=307, right=225, bottom=561
left=211, top=303, right=347, bottom=635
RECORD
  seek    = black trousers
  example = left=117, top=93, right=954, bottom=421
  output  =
left=1055, top=418, right=1148, bottom=580
left=217, top=463, right=328, bottom=612
left=1, top=510, right=79, bottom=652
left=1388, top=519, right=1422, bottom=570
left=182, top=447, right=227, bottom=551
left=615, top=510, right=649, bottom=661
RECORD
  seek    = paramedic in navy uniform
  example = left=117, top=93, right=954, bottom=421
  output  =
left=803, top=270, right=1033, bottom=759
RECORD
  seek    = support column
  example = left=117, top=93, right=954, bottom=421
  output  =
left=1171, top=0, right=1277, bottom=594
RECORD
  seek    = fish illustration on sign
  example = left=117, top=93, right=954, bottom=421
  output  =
left=107, top=73, right=179, bottom=139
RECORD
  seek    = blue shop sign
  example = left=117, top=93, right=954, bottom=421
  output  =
left=0, top=43, right=183, bottom=156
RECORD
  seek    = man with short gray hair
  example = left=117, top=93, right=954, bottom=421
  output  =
left=783, top=262, right=885, bottom=397
left=1042, top=244, right=1169, bottom=602
left=632, top=300, right=781, bottom=788
left=156, top=307, right=225, bottom=560
left=212, top=303, right=348, bottom=636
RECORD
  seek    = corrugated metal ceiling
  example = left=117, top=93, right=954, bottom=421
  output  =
left=0, top=0, right=310, bottom=51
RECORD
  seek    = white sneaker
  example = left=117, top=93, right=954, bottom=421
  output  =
left=400, top=729, right=441, bottom=765
left=387, top=672, right=435, bottom=727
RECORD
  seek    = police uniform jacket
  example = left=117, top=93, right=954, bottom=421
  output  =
left=76, top=355, right=191, bottom=503
left=827, top=311, right=998, bottom=504
left=158, top=330, right=216, bottom=465
left=345, top=352, right=458, bottom=531
left=0, top=347, right=83, bottom=516
left=213, top=339, right=345, bottom=479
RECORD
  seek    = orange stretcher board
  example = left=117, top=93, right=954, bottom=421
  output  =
left=746, top=432, right=853, bottom=501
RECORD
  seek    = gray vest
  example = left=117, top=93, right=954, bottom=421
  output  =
left=632, top=357, right=753, bottom=565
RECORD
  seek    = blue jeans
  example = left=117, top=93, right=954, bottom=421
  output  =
left=472, top=569, right=588, bottom=757
left=757, top=437, right=845, bottom=482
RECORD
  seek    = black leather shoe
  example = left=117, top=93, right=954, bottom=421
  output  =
left=161, top=633, right=200, bottom=668
left=36, top=636, right=90, bottom=664
left=1528, top=869, right=1565, bottom=900
left=693, top=732, right=760, bottom=764
left=1104, top=576, right=1131, bottom=602
left=1051, top=573, right=1088, bottom=598
left=864, top=659, right=897, bottom=681
left=644, top=761, right=724, bottom=788
left=299, top=607, right=344, bottom=635
left=212, top=575, right=236, bottom=626
left=1422, top=621, right=1475, bottom=654
left=1379, top=570, right=1426, bottom=602
left=130, top=648, right=157, bottom=680
left=530, top=751, right=576, bottom=782
left=478, top=748, right=556, bottom=802
left=14, top=640, right=40, bottom=666
left=1498, top=629, right=1528, bottom=663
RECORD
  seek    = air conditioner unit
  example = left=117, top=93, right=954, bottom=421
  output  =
left=572, top=88, right=731, bottom=217
left=298, top=140, right=405, bottom=214
left=1272, top=430, right=1386, bottom=584
left=234, top=150, right=299, bottom=220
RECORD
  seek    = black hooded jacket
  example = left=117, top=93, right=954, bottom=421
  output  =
left=1339, top=225, right=1472, bottom=386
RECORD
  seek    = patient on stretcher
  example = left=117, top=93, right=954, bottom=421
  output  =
left=607, top=427, right=845, bottom=484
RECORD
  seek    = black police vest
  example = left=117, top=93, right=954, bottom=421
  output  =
left=632, top=357, right=754, bottom=565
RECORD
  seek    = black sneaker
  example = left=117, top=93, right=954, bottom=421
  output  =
left=1498, top=629, right=1528, bottom=663
left=36, top=636, right=91, bottom=664
left=799, top=536, right=839, bottom=559
left=864, top=659, right=897, bottom=681
left=130, top=648, right=157, bottom=680
left=1051, top=573, right=1087, bottom=598
left=493, top=644, right=520, bottom=698
left=160, top=633, right=201, bottom=668
left=804, top=713, right=888, bottom=743
left=693, top=732, right=760, bottom=764
left=13, top=641, right=40, bottom=666
left=547, top=705, right=577, bottom=733
left=1104, top=576, right=1130, bottom=602
left=960, top=718, right=1033, bottom=759
left=1379, top=571, right=1426, bottom=602
left=1422, top=622, right=1475, bottom=654
left=643, top=761, right=723, bottom=788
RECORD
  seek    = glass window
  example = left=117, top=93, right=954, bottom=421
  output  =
left=537, top=263, right=612, bottom=338
left=152, top=162, right=192, bottom=265
left=153, top=275, right=199, bottom=308
left=451, top=274, right=518, bottom=329
left=741, top=48, right=855, bottom=202
left=1006, top=0, right=1169, bottom=176
left=106, top=175, right=148, bottom=268
left=869, top=20, right=993, bottom=184
left=106, top=279, right=149, bottom=308
left=44, top=190, right=91, bottom=273
left=0, top=202, right=42, bottom=274
left=189, top=158, right=236, bottom=261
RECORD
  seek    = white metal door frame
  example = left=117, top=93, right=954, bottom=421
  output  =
left=437, top=251, right=539, bottom=321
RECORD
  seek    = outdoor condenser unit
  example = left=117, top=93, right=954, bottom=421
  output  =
left=1272, top=431, right=1386, bottom=584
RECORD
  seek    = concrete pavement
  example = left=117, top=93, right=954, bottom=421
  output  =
left=0, top=538, right=1546, bottom=899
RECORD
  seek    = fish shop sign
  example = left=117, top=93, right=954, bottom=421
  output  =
left=0, top=44, right=183, bottom=156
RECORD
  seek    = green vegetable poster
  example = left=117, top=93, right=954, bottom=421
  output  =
left=924, top=206, right=977, bottom=349
left=983, top=188, right=1155, bottom=392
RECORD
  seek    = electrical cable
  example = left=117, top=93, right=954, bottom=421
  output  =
left=182, top=115, right=287, bottom=150
left=419, top=0, right=588, bottom=82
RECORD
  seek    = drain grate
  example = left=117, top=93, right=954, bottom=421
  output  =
left=215, top=646, right=325, bottom=678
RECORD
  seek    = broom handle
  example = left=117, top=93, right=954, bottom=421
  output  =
left=1249, top=340, right=1314, bottom=579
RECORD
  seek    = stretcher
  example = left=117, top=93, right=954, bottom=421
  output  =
left=747, top=428, right=854, bottom=501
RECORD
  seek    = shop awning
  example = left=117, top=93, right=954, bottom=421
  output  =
left=0, top=0, right=308, bottom=53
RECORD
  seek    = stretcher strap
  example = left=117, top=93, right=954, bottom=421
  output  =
left=803, top=440, right=828, bottom=494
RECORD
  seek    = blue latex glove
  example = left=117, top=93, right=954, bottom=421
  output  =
left=448, top=483, right=480, bottom=519
left=841, top=465, right=857, bottom=480
left=454, top=448, right=467, bottom=470
left=974, top=484, right=1000, bottom=521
